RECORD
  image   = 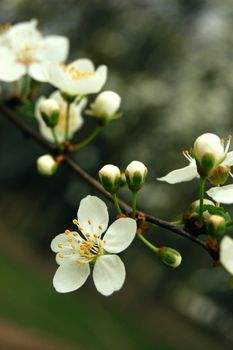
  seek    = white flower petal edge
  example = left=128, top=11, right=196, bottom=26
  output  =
left=77, top=195, right=109, bottom=236
left=53, top=263, right=90, bottom=293
left=39, top=35, right=69, bottom=63
left=93, top=255, right=126, bottom=296
left=104, top=218, right=137, bottom=253
left=158, top=160, right=198, bottom=184
left=220, top=236, right=233, bottom=275
left=207, top=184, right=233, bottom=204
left=222, top=151, right=233, bottom=167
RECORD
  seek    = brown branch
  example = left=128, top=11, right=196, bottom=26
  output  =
left=0, top=100, right=218, bottom=261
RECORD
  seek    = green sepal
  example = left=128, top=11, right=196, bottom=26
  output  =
left=100, top=175, right=121, bottom=194
left=41, top=111, right=59, bottom=128
left=126, top=171, right=144, bottom=192
left=61, top=92, right=77, bottom=103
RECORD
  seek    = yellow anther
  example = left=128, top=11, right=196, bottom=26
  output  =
left=88, top=219, right=92, bottom=225
left=68, top=237, right=73, bottom=242
left=93, top=234, right=98, bottom=238
left=86, top=233, right=90, bottom=238
left=72, top=250, right=77, bottom=254
left=65, top=229, right=70, bottom=235
left=73, top=232, right=78, bottom=236
left=58, top=243, right=63, bottom=248
left=58, top=253, right=64, bottom=258
left=80, top=250, right=84, bottom=256
left=103, top=240, right=107, bottom=244
left=86, top=254, right=92, bottom=259
left=60, top=63, right=67, bottom=70
left=77, top=240, right=81, bottom=243
left=78, top=226, right=83, bottom=231
left=71, top=244, right=76, bottom=249
left=98, top=225, right=103, bottom=230
left=73, top=219, right=78, bottom=225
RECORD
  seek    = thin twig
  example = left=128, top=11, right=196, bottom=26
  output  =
left=0, top=100, right=218, bottom=260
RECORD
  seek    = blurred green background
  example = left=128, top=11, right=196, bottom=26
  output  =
left=0, top=0, right=233, bottom=349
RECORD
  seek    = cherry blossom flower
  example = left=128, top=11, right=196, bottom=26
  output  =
left=0, top=19, right=69, bottom=82
left=51, top=196, right=137, bottom=296
left=36, top=91, right=86, bottom=143
left=45, top=58, right=107, bottom=96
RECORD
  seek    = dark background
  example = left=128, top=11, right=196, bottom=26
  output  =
left=0, top=0, right=233, bottom=349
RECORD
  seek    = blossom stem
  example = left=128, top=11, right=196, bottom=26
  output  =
left=64, top=102, right=71, bottom=142
left=199, top=177, right=206, bottom=219
left=131, top=191, right=137, bottom=219
left=51, top=128, right=62, bottom=150
left=21, top=72, right=31, bottom=100
left=137, top=232, right=159, bottom=254
left=111, top=193, right=122, bottom=215
left=73, top=126, right=102, bottom=150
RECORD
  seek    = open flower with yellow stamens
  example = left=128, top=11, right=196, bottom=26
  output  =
left=44, top=58, right=107, bottom=96
left=0, top=19, right=69, bottom=82
left=51, top=195, right=137, bottom=296
left=158, top=133, right=233, bottom=184
left=36, top=91, right=86, bottom=143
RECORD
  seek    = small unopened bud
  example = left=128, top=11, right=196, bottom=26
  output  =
left=187, top=199, right=214, bottom=220
left=37, top=154, right=57, bottom=176
left=91, top=91, right=121, bottom=121
left=125, top=161, right=148, bottom=192
left=39, top=98, right=60, bottom=127
left=208, top=165, right=230, bottom=186
left=207, top=215, right=226, bottom=238
left=193, top=133, right=225, bottom=177
left=99, top=164, right=121, bottom=193
left=158, top=247, right=182, bottom=268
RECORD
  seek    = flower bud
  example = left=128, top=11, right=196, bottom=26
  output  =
left=99, top=164, right=121, bottom=193
left=193, top=133, right=225, bottom=177
left=187, top=199, right=214, bottom=219
left=39, top=98, right=60, bottom=127
left=207, top=215, right=226, bottom=238
left=158, top=247, right=182, bottom=268
left=37, top=154, right=57, bottom=176
left=208, top=165, right=230, bottom=186
left=91, top=91, right=121, bottom=120
left=125, top=161, right=148, bottom=192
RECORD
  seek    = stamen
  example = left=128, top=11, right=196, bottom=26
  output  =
left=88, top=219, right=92, bottom=225
left=73, top=219, right=78, bottom=225
left=93, top=233, right=98, bottom=238
left=73, top=232, right=78, bottom=236
left=98, top=225, right=103, bottom=230
left=78, top=226, right=83, bottom=231
left=58, top=243, right=63, bottom=248
left=86, top=233, right=90, bottom=238
left=58, top=253, right=64, bottom=258
left=65, top=229, right=70, bottom=235
left=68, top=237, right=73, bottom=242
left=77, top=259, right=85, bottom=264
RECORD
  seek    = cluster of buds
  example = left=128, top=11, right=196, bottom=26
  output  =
left=99, top=160, right=148, bottom=194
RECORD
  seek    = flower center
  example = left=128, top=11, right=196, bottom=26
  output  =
left=60, top=64, right=95, bottom=81
left=16, top=44, right=37, bottom=65
left=57, top=219, right=106, bottom=265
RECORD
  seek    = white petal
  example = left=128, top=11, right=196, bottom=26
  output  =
left=53, top=263, right=90, bottom=293
left=157, top=162, right=198, bottom=184
left=77, top=195, right=109, bottom=237
left=68, top=58, right=95, bottom=72
left=93, top=255, right=125, bottom=296
left=0, top=48, right=26, bottom=82
left=220, top=236, right=233, bottom=275
left=29, top=63, right=47, bottom=82
left=68, top=65, right=107, bottom=95
left=103, top=218, right=137, bottom=253
left=222, top=151, right=233, bottom=167
left=207, top=185, right=233, bottom=204
left=39, top=35, right=69, bottom=63
left=51, top=233, right=69, bottom=252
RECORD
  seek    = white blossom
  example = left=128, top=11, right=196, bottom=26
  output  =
left=51, top=196, right=137, bottom=296
left=36, top=91, right=86, bottom=143
left=0, top=19, right=69, bottom=82
left=39, top=98, right=60, bottom=118
left=44, top=58, right=107, bottom=96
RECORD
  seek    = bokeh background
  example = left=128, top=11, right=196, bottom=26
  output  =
left=0, top=0, right=233, bottom=349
